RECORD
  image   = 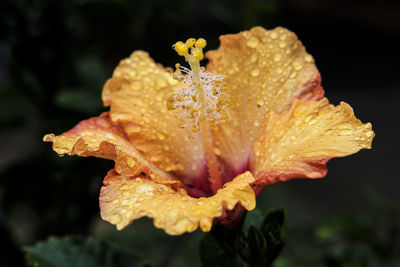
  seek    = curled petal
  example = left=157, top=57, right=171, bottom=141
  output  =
left=43, top=112, right=177, bottom=186
left=251, top=98, right=374, bottom=186
left=99, top=170, right=256, bottom=235
left=206, top=26, right=324, bottom=174
left=102, top=51, right=205, bottom=183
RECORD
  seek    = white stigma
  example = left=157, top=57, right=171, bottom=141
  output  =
left=167, top=65, right=227, bottom=132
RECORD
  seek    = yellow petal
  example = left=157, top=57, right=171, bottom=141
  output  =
left=99, top=170, right=256, bottom=235
left=43, top=112, right=177, bottom=186
left=251, top=98, right=374, bottom=185
left=102, top=51, right=205, bottom=182
left=206, top=26, right=324, bottom=174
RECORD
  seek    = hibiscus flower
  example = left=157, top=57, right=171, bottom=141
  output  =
left=44, top=26, right=374, bottom=235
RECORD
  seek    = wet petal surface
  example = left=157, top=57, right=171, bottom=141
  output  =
left=251, top=98, right=374, bottom=185
left=103, top=51, right=206, bottom=184
left=206, top=27, right=324, bottom=175
left=100, top=170, right=255, bottom=235
left=43, top=112, right=177, bottom=185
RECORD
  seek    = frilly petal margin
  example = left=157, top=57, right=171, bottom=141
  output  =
left=43, top=112, right=178, bottom=187
left=99, top=170, right=256, bottom=235
left=251, top=98, right=374, bottom=187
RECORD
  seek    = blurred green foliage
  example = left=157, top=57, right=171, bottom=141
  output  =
left=274, top=188, right=400, bottom=267
left=199, top=209, right=286, bottom=267
left=24, top=236, right=150, bottom=267
left=0, top=0, right=399, bottom=266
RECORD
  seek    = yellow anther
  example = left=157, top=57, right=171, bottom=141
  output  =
left=192, top=47, right=204, bottom=60
left=173, top=41, right=188, bottom=56
left=185, top=38, right=196, bottom=48
left=195, top=38, right=207, bottom=48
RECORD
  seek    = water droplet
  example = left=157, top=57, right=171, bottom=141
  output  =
left=293, top=59, right=303, bottom=70
left=250, top=53, right=258, bottom=62
left=109, top=213, right=122, bottom=224
left=273, top=53, right=282, bottom=62
left=305, top=55, right=313, bottom=63
left=308, top=118, right=317, bottom=125
left=150, top=155, right=160, bottom=162
left=157, top=132, right=165, bottom=140
left=127, top=124, right=141, bottom=133
left=169, top=78, right=178, bottom=85
left=293, top=105, right=305, bottom=117
left=126, top=157, right=137, bottom=168
left=131, top=81, right=141, bottom=91
left=279, top=41, right=286, bottom=48
left=254, top=142, right=261, bottom=157
left=246, top=37, right=259, bottom=48
left=157, top=78, right=167, bottom=88
left=250, top=68, right=260, bottom=77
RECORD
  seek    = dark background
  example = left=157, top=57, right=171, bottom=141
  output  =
left=1, top=0, right=399, bottom=266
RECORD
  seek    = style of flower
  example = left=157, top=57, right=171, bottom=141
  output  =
left=44, top=27, right=374, bottom=235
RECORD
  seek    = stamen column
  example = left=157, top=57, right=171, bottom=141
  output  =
left=172, top=38, right=223, bottom=194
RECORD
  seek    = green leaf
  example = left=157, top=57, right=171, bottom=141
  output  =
left=260, top=208, right=286, bottom=264
left=246, top=226, right=269, bottom=266
left=234, top=233, right=251, bottom=262
left=23, top=235, right=150, bottom=267
left=200, top=232, right=241, bottom=267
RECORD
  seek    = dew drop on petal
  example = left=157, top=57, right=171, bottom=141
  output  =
left=157, top=132, right=165, bottom=140
left=126, top=124, right=141, bottom=133
left=250, top=68, right=260, bottom=77
left=305, top=55, right=313, bottom=63
left=109, top=213, right=122, bottom=224
left=131, top=81, right=141, bottom=91
left=274, top=53, right=282, bottom=62
left=251, top=53, right=258, bottom=62
left=293, top=59, right=303, bottom=70
left=157, top=78, right=167, bottom=88
left=254, top=142, right=261, bottom=157
left=247, top=36, right=259, bottom=48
